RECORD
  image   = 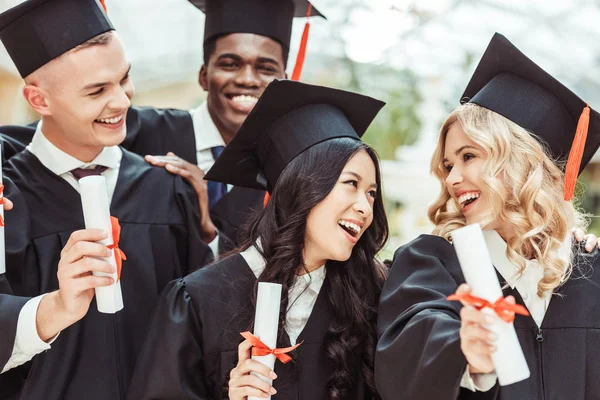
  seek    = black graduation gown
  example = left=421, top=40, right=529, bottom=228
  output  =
left=1, top=128, right=29, bottom=161
left=375, top=234, right=600, bottom=400
left=121, top=106, right=198, bottom=165
left=123, top=107, right=267, bottom=252
left=0, top=177, right=31, bottom=369
left=0, top=147, right=214, bottom=400
left=126, top=254, right=371, bottom=400
left=209, top=186, right=266, bottom=253
left=0, top=107, right=266, bottom=252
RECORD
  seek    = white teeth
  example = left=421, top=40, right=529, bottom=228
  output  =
left=96, top=115, right=123, bottom=124
left=231, top=95, right=258, bottom=104
left=337, top=220, right=362, bottom=235
left=458, top=192, right=480, bottom=206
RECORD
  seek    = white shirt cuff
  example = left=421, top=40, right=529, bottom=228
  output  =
left=2, top=294, right=59, bottom=373
left=460, top=366, right=497, bottom=392
left=208, top=233, right=220, bottom=260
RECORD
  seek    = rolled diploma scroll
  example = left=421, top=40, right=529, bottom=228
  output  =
left=450, top=224, right=530, bottom=386
left=0, top=143, right=5, bottom=274
left=79, top=176, right=124, bottom=314
left=249, top=282, right=282, bottom=400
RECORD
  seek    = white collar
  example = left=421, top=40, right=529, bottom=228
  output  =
left=483, top=230, right=524, bottom=288
left=240, top=241, right=327, bottom=294
left=483, top=230, right=570, bottom=290
left=26, top=121, right=122, bottom=176
left=190, top=101, right=226, bottom=152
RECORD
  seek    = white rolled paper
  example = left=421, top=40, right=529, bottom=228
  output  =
left=450, top=224, right=530, bottom=386
left=79, top=176, right=123, bottom=314
left=249, top=282, right=282, bottom=400
left=0, top=143, right=5, bottom=275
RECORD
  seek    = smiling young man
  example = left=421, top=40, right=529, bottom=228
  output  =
left=1, top=0, right=325, bottom=255
left=0, top=1, right=213, bottom=399
left=140, top=0, right=325, bottom=254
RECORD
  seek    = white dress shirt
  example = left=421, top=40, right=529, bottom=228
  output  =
left=2, top=122, right=122, bottom=374
left=189, top=101, right=226, bottom=176
left=240, top=243, right=327, bottom=346
left=189, top=102, right=232, bottom=256
left=460, top=229, right=559, bottom=392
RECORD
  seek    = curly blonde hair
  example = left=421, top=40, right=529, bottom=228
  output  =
left=428, top=103, right=587, bottom=296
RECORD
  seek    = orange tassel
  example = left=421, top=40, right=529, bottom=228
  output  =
left=100, top=0, right=107, bottom=12
left=564, top=105, right=590, bottom=201
left=264, top=4, right=312, bottom=208
left=291, top=4, right=312, bottom=81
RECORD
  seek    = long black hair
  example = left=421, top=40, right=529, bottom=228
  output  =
left=241, top=137, right=389, bottom=399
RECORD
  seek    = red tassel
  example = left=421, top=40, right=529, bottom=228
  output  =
left=100, top=0, right=107, bottom=12
left=291, top=4, right=312, bottom=81
left=264, top=5, right=312, bottom=209
left=564, top=105, right=590, bottom=201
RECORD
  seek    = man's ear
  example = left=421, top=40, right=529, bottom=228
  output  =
left=22, top=84, right=51, bottom=117
left=199, top=65, right=209, bottom=92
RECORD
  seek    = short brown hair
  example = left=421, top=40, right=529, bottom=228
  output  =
left=72, top=30, right=114, bottom=52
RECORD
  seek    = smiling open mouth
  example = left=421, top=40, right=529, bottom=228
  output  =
left=95, top=115, right=124, bottom=125
left=229, top=94, right=258, bottom=105
left=337, top=219, right=362, bottom=238
left=458, top=192, right=480, bottom=209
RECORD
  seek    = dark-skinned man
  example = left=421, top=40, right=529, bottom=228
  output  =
left=142, top=0, right=325, bottom=254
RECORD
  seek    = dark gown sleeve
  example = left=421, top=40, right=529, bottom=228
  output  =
left=121, top=107, right=198, bottom=165
left=1, top=126, right=35, bottom=162
left=126, top=279, right=209, bottom=400
left=209, top=186, right=265, bottom=253
left=0, top=178, right=35, bottom=399
left=174, top=176, right=214, bottom=271
left=375, top=235, right=499, bottom=400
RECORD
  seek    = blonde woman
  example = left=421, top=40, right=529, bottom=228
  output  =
left=375, top=33, right=600, bottom=400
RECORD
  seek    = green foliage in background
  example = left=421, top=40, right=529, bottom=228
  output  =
left=361, top=67, right=422, bottom=160
left=577, top=171, right=600, bottom=236
left=316, top=62, right=422, bottom=160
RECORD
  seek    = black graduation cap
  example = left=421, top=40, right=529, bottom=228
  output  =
left=204, top=79, right=385, bottom=192
left=188, top=0, right=325, bottom=48
left=461, top=33, right=600, bottom=201
left=0, top=0, right=114, bottom=78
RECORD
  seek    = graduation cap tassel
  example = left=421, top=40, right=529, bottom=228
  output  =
left=264, top=7, right=314, bottom=207
left=563, top=105, right=590, bottom=201
left=290, top=4, right=312, bottom=81
left=264, top=5, right=315, bottom=208
left=100, top=0, right=107, bottom=12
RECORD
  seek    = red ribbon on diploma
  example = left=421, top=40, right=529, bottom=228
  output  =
left=0, top=185, right=4, bottom=227
left=100, top=0, right=107, bottom=12
left=107, top=216, right=126, bottom=281
left=240, top=331, right=302, bottom=364
left=447, top=292, right=530, bottom=323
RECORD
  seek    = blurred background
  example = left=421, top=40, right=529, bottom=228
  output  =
left=1, top=0, right=599, bottom=256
